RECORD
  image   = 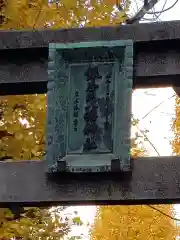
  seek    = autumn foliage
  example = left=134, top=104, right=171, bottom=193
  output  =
left=172, top=96, right=180, bottom=155
left=0, top=0, right=129, bottom=30
left=91, top=205, right=178, bottom=240
left=0, top=95, right=46, bottom=161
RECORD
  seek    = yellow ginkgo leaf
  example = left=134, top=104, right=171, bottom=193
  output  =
left=15, top=132, right=24, bottom=140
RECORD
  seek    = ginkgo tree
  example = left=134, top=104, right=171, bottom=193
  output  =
left=0, top=94, right=46, bottom=160
left=172, top=96, right=180, bottom=155
left=91, top=204, right=179, bottom=240
left=0, top=0, right=129, bottom=30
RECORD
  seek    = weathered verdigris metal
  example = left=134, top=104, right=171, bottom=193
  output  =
left=46, top=40, right=133, bottom=173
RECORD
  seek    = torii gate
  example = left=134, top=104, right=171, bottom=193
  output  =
left=0, top=20, right=180, bottom=207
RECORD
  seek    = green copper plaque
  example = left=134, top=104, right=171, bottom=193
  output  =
left=68, top=63, right=114, bottom=154
left=46, top=40, right=133, bottom=173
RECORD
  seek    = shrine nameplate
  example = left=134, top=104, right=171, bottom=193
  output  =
left=46, top=40, right=133, bottom=173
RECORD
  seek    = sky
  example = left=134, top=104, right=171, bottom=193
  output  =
left=132, top=88, right=175, bottom=156
left=130, top=0, right=180, bottom=22
left=63, top=1, right=180, bottom=239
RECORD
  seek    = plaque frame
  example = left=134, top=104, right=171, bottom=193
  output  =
left=46, top=40, right=133, bottom=173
